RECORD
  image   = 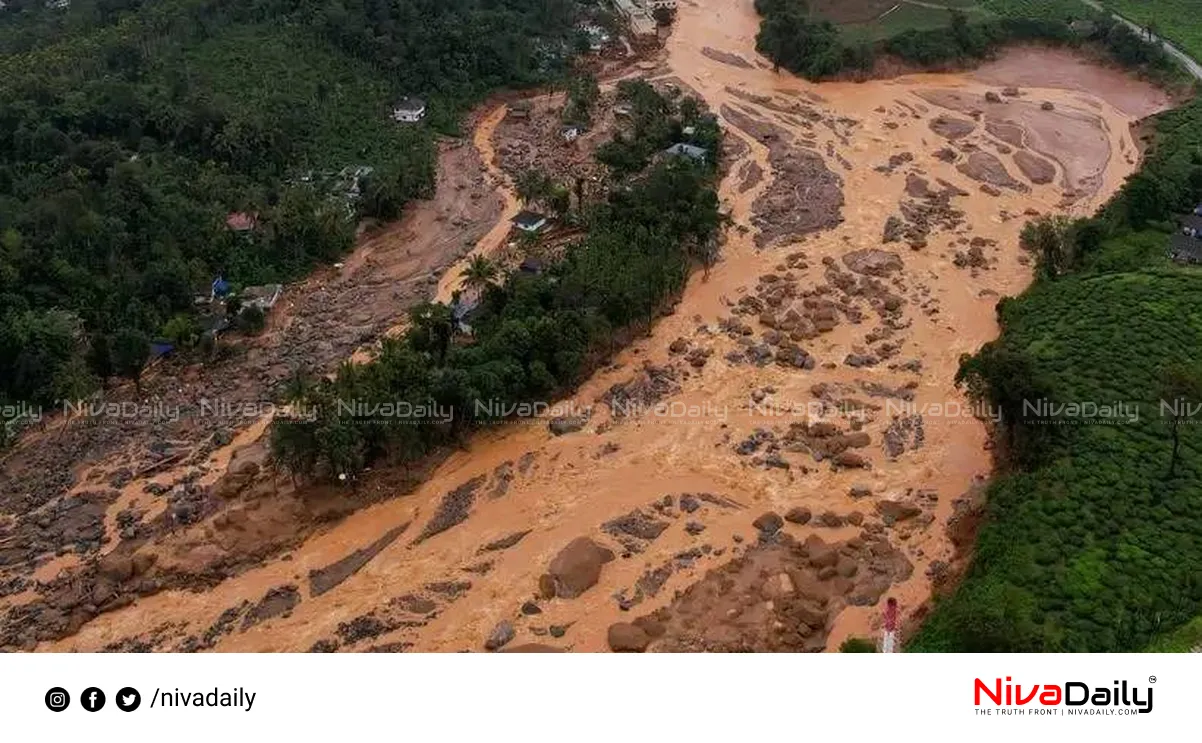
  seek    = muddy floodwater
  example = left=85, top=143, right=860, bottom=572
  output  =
left=5, top=0, right=1171, bottom=653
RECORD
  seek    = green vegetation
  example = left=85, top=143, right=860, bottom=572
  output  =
left=755, top=0, right=1180, bottom=82
left=840, top=2, right=995, bottom=44
left=1103, top=0, right=1202, bottom=61
left=1145, top=615, right=1202, bottom=652
left=270, top=85, right=724, bottom=479
left=839, top=636, right=877, bottom=652
left=911, top=97, right=1202, bottom=652
left=0, top=0, right=579, bottom=411
left=596, top=80, right=723, bottom=176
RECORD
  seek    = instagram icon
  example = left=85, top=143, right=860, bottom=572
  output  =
left=45, top=687, right=70, bottom=712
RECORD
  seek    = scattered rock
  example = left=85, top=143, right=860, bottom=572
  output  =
left=485, top=620, right=515, bottom=651
left=876, top=500, right=922, bottom=525
left=784, top=507, right=812, bottom=525
left=607, top=622, right=650, bottom=652
left=543, top=537, right=615, bottom=599
left=752, top=511, right=784, bottom=536
left=548, top=415, right=589, bottom=436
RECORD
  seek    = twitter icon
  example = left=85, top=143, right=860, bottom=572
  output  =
left=116, top=687, right=141, bottom=712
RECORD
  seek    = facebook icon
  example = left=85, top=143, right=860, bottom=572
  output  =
left=81, top=687, right=106, bottom=712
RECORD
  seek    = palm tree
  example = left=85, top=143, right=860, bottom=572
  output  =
left=459, top=254, right=498, bottom=295
left=516, top=169, right=551, bottom=208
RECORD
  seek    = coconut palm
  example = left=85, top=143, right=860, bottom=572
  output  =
left=459, top=254, right=498, bottom=294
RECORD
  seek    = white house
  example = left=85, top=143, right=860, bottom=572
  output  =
left=512, top=211, right=549, bottom=234
left=644, top=0, right=678, bottom=9
left=392, top=97, right=427, bottom=123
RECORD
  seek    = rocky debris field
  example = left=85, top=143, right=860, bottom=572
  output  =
left=611, top=525, right=913, bottom=652
left=718, top=103, right=844, bottom=248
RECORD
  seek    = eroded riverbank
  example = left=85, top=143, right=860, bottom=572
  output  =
left=0, top=0, right=1172, bottom=653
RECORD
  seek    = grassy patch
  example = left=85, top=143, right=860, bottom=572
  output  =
left=840, top=3, right=996, bottom=43
left=1104, top=0, right=1202, bottom=60
left=1145, top=615, right=1202, bottom=651
left=982, top=0, right=1088, bottom=21
left=813, top=0, right=1084, bottom=41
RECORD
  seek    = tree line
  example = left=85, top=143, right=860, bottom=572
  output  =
left=270, top=85, right=724, bottom=479
left=754, top=0, right=1179, bottom=83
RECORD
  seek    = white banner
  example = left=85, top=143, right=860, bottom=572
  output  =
left=0, top=654, right=1193, bottom=741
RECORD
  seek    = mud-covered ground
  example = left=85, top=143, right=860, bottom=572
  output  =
left=0, top=1, right=1172, bottom=653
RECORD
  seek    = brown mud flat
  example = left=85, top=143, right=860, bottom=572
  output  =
left=1013, top=151, right=1056, bottom=185
left=0, top=0, right=1175, bottom=653
left=971, top=46, right=1175, bottom=118
left=957, top=151, right=1029, bottom=193
left=916, top=87, right=1113, bottom=199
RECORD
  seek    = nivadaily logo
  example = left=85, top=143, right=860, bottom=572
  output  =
left=974, top=676, right=1154, bottom=715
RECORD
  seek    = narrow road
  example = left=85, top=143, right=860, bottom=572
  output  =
left=1079, top=0, right=1202, bottom=81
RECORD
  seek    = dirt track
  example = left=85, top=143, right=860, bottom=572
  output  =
left=0, top=1, right=1173, bottom=653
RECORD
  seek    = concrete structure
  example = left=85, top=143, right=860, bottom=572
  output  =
left=240, top=284, right=283, bottom=311
left=392, top=97, right=427, bottom=123
left=614, top=0, right=656, bottom=37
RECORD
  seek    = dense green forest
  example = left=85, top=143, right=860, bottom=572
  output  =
left=270, top=83, right=723, bottom=478
left=754, top=0, right=1179, bottom=83
left=0, top=0, right=582, bottom=412
left=910, top=98, right=1202, bottom=652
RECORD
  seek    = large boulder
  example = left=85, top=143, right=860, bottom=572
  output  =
left=876, top=500, right=922, bottom=525
left=97, top=554, right=134, bottom=582
left=548, top=415, right=588, bottom=436
left=784, top=507, right=812, bottom=525
left=607, top=622, right=650, bottom=652
left=833, top=451, right=868, bottom=469
left=484, top=620, right=515, bottom=651
left=542, top=537, right=615, bottom=599
left=841, top=249, right=903, bottom=277
left=752, top=511, right=784, bottom=535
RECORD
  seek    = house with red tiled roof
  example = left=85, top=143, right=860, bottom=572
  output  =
left=225, top=212, right=257, bottom=232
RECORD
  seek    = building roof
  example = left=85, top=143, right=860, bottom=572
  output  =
left=519, top=257, right=545, bottom=274
left=664, top=143, right=708, bottom=160
left=225, top=212, right=257, bottom=231
left=150, top=340, right=175, bottom=359
left=1169, top=234, right=1202, bottom=262
left=512, top=211, right=548, bottom=230
left=394, top=96, right=426, bottom=113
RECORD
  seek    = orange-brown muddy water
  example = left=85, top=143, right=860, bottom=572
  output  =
left=25, top=0, right=1170, bottom=653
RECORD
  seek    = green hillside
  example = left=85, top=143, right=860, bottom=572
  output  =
left=0, top=0, right=578, bottom=411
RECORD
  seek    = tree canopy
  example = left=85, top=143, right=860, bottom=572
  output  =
left=0, top=0, right=580, bottom=409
